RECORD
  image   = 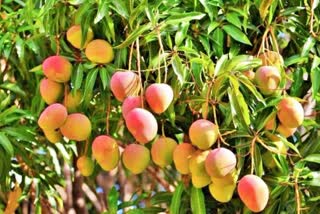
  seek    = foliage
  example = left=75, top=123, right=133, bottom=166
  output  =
left=0, top=0, right=320, bottom=213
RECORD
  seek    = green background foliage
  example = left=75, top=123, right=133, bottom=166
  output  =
left=0, top=0, right=320, bottom=213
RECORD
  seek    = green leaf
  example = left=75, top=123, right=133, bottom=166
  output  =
left=107, top=186, right=119, bottom=214
left=190, top=186, right=206, bottom=214
left=99, top=67, right=110, bottom=90
left=94, top=1, right=109, bottom=24
left=301, top=36, right=316, bottom=57
left=228, top=76, right=251, bottom=129
left=311, top=67, right=320, bottom=98
left=226, top=12, right=242, bottom=29
left=171, top=54, right=186, bottom=85
left=72, top=64, right=84, bottom=92
left=82, top=68, right=99, bottom=106
left=0, top=132, right=14, bottom=157
left=303, top=154, right=320, bottom=164
left=169, top=182, right=184, bottom=214
left=150, top=192, right=172, bottom=205
left=114, top=23, right=152, bottom=49
left=259, top=0, right=273, bottom=20
left=222, top=25, right=252, bottom=45
left=165, top=12, right=206, bottom=25
left=0, top=82, right=26, bottom=97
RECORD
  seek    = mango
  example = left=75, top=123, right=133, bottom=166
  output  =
left=254, top=66, right=281, bottom=95
left=42, top=55, right=72, bottom=83
left=191, top=174, right=211, bottom=188
left=145, top=83, right=173, bottom=114
left=277, top=124, right=296, bottom=138
left=110, top=71, right=140, bottom=102
left=39, top=78, right=63, bottom=104
left=60, top=113, right=91, bottom=141
left=77, top=156, right=94, bottom=176
left=189, top=119, right=219, bottom=150
left=63, top=90, right=82, bottom=113
left=277, top=97, right=304, bottom=128
left=258, top=51, right=284, bottom=67
left=237, top=175, right=269, bottom=212
left=173, top=143, right=196, bottom=174
left=85, top=39, right=114, bottom=64
left=66, top=25, right=94, bottom=49
left=38, top=103, right=68, bottom=130
left=92, top=135, right=119, bottom=171
left=209, top=181, right=236, bottom=203
left=125, top=108, right=158, bottom=144
left=122, top=96, right=143, bottom=119
left=205, top=147, right=237, bottom=178
left=189, top=150, right=210, bottom=176
left=151, top=137, right=177, bottom=167
left=43, top=129, right=62, bottom=143
left=122, top=144, right=150, bottom=174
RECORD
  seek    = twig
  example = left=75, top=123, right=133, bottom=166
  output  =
left=146, top=166, right=173, bottom=192
left=82, top=183, right=102, bottom=213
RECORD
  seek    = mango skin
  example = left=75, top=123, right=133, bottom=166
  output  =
left=191, top=174, right=211, bottom=188
left=277, top=124, right=296, bottom=138
left=237, top=175, right=269, bottom=213
left=189, top=119, right=219, bottom=150
left=110, top=71, right=140, bottom=102
left=125, top=108, right=158, bottom=144
left=85, top=39, right=114, bottom=64
left=151, top=137, right=177, bottom=167
left=189, top=150, right=211, bottom=188
left=122, top=144, right=150, bottom=174
left=39, top=78, right=63, bottom=104
left=209, top=181, right=236, bottom=203
left=122, top=96, right=143, bottom=119
left=205, top=148, right=237, bottom=178
left=63, top=90, right=82, bottom=113
left=43, top=129, right=62, bottom=143
left=38, top=103, right=68, bottom=130
left=277, top=97, right=304, bottom=128
left=91, top=135, right=119, bottom=171
left=42, top=55, right=72, bottom=83
left=254, top=66, right=281, bottom=95
left=145, top=83, right=174, bottom=114
left=66, top=25, right=94, bottom=49
left=173, top=143, right=196, bottom=174
left=258, top=51, right=284, bottom=67
left=77, top=156, right=94, bottom=176
left=60, top=113, right=92, bottom=141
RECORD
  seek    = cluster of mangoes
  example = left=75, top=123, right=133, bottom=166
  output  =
left=38, top=25, right=115, bottom=176
left=37, top=23, right=306, bottom=212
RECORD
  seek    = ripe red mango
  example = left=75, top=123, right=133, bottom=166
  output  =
left=42, top=56, right=72, bottom=83
left=60, top=113, right=91, bottom=141
left=92, top=135, right=120, bottom=171
left=277, top=97, right=304, bottom=128
left=254, top=66, right=281, bottom=95
left=238, top=175, right=269, bottom=212
left=39, top=78, right=63, bottom=104
left=205, top=147, right=237, bottom=178
left=173, top=143, right=196, bottom=174
left=66, top=25, right=94, bottom=49
left=122, top=144, right=150, bottom=174
left=125, top=108, right=158, bottom=144
left=122, top=96, right=143, bottom=119
left=189, top=119, right=219, bottom=150
left=145, top=83, right=173, bottom=114
left=38, top=103, right=68, bottom=130
left=85, top=39, right=114, bottom=64
left=110, top=71, right=140, bottom=102
left=151, top=137, right=177, bottom=167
